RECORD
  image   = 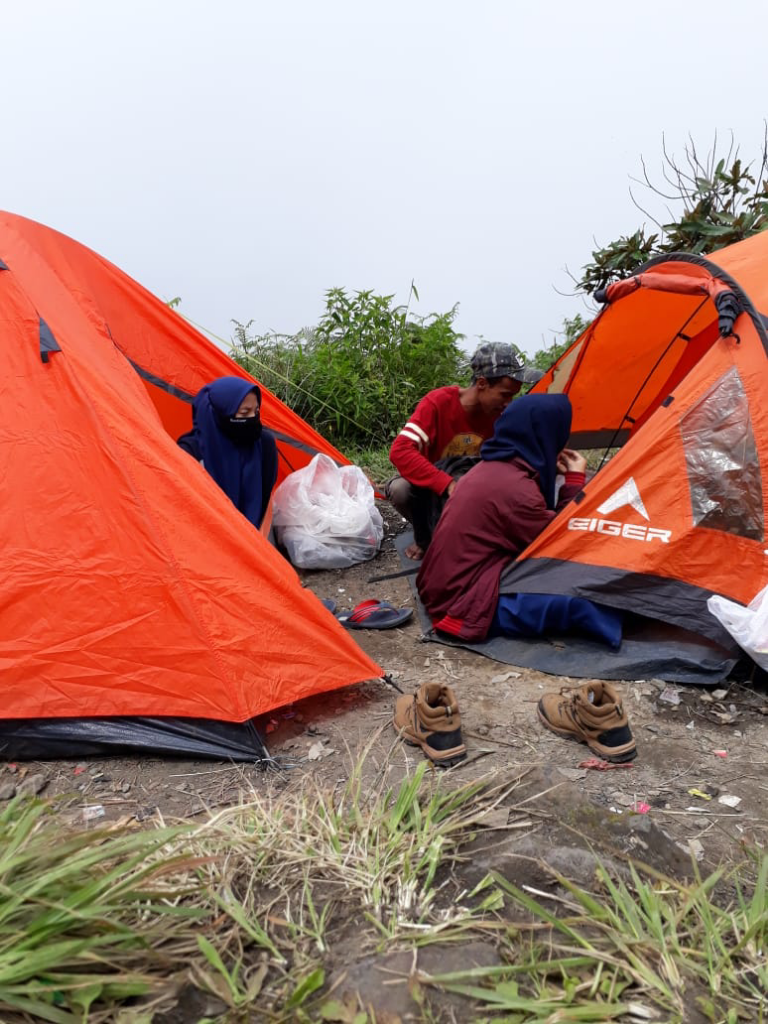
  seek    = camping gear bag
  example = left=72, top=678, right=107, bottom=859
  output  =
left=272, top=454, right=384, bottom=568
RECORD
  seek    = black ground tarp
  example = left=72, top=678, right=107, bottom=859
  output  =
left=0, top=715, right=270, bottom=762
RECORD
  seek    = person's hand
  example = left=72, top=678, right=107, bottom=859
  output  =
left=446, top=480, right=457, bottom=497
left=557, top=448, right=587, bottom=475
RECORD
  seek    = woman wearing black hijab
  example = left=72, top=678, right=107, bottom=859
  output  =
left=417, top=393, right=622, bottom=647
left=177, top=376, right=278, bottom=530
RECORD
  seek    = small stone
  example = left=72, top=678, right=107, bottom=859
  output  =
left=628, top=814, right=652, bottom=833
left=0, top=782, right=16, bottom=801
left=688, top=838, right=705, bottom=861
left=475, top=724, right=490, bottom=736
left=16, top=774, right=47, bottom=798
left=613, top=793, right=635, bottom=807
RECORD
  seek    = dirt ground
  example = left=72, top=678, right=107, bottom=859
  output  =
left=4, top=502, right=766, bottom=880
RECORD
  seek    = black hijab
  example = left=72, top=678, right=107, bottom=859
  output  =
left=481, top=394, right=572, bottom=509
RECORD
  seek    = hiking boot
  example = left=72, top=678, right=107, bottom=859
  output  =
left=537, top=681, right=636, bottom=763
left=393, top=682, right=467, bottom=766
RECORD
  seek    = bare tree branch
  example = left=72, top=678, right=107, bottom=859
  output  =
left=627, top=183, right=665, bottom=229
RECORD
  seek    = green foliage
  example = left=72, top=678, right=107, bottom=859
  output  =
left=529, top=314, right=590, bottom=372
left=579, top=133, right=768, bottom=295
left=230, top=285, right=465, bottom=449
left=1, top=769, right=766, bottom=1022
left=346, top=443, right=394, bottom=487
left=579, top=230, right=659, bottom=297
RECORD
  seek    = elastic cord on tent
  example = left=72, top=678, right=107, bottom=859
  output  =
left=596, top=295, right=710, bottom=472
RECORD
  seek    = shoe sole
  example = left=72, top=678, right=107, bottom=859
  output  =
left=392, top=717, right=467, bottom=767
left=537, top=703, right=637, bottom=764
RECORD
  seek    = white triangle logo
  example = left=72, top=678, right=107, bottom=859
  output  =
left=596, top=477, right=649, bottom=521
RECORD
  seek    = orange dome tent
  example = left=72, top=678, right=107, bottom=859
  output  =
left=0, top=212, right=382, bottom=760
left=505, top=232, right=768, bottom=652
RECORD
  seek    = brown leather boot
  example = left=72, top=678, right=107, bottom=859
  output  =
left=537, top=681, right=636, bottom=763
left=393, top=682, right=467, bottom=766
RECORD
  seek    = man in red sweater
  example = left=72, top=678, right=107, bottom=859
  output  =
left=387, top=342, right=543, bottom=558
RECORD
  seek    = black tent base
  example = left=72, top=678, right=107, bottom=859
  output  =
left=0, top=715, right=269, bottom=762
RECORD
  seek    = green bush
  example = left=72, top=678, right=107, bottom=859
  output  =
left=231, top=286, right=466, bottom=449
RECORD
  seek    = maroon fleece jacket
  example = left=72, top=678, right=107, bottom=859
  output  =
left=416, top=458, right=584, bottom=640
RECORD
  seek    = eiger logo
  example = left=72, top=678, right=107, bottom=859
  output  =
left=596, top=477, right=649, bottom=520
left=567, top=477, right=671, bottom=543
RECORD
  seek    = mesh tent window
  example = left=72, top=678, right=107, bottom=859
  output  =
left=681, top=367, right=763, bottom=541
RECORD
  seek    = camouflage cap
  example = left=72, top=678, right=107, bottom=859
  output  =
left=470, top=342, right=544, bottom=385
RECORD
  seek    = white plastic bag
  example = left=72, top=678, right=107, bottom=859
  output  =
left=707, top=584, right=768, bottom=669
left=272, top=454, right=384, bottom=569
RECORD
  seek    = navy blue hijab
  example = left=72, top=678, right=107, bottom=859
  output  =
left=481, top=394, right=572, bottom=509
left=192, top=376, right=273, bottom=528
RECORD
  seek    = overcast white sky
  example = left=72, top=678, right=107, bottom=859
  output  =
left=3, top=1, right=768, bottom=357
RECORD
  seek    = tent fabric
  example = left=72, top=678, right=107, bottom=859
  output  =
left=0, top=211, right=382, bottom=754
left=0, top=716, right=273, bottom=762
left=0, top=212, right=348, bottom=482
left=508, top=231, right=768, bottom=649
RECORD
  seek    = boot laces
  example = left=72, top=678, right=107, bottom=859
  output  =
left=557, top=688, right=584, bottom=727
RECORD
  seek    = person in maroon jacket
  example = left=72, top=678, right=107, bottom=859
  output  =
left=387, top=342, right=543, bottom=559
left=416, top=394, right=623, bottom=647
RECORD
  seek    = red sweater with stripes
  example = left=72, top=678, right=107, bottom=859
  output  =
left=389, top=386, right=497, bottom=494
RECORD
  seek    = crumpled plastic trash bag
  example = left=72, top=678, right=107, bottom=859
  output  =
left=272, top=454, right=383, bottom=569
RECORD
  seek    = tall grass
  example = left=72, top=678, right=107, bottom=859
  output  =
left=0, top=756, right=764, bottom=1023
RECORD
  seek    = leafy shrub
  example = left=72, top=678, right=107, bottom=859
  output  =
left=578, top=134, right=768, bottom=295
left=231, top=286, right=466, bottom=448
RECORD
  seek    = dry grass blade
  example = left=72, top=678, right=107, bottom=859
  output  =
left=1, top=753, right=765, bottom=1024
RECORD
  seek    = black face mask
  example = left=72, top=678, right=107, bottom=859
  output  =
left=219, top=415, right=263, bottom=445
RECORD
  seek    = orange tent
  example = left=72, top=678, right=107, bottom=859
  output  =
left=0, top=212, right=382, bottom=759
left=504, top=233, right=768, bottom=651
